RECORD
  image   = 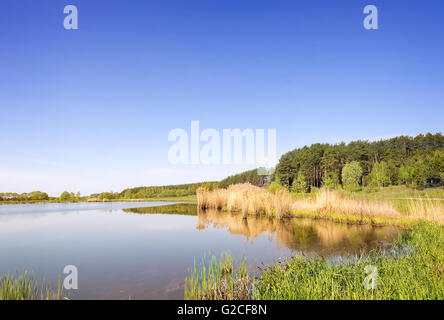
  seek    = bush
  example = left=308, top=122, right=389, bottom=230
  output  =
left=269, top=181, right=285, bottom=193
left=291, top=172, right=309, bottom=193
left=342, top=161, right=362, bottom=191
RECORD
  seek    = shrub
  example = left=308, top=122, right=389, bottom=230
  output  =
left=342, top=161, right=363, bottom=191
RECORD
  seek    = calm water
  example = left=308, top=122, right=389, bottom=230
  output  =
left=0, top=202, right=400, bottom=299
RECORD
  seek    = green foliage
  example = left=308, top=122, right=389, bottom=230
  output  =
left=58, top=191, right=81, bottom=202
left=368, top=161, right=392, bottom=187
left=28, top=191, right=49, bottom=201
left=322, top=172, right=339, bottom=189
left=59, top=191, right=71, bottom=201
left=0, top=191, right=49, bottom=202
left=425, top=150, right=444, bottom=185
left=398, top=164, right=415, bottom=185
left=291, top=171, right=309, bottom=193
left=342, top=161, right=363, bottom=190
left=268, top=181, right=285, bottom=193
left=98, top=192, right=119, bottom=200
left=413, top=160, right=427, bottom=188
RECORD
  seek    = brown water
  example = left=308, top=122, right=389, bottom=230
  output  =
left=0, top=202, right=399, bottom=299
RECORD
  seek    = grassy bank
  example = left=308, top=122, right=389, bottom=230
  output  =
left=255, top=222, right=443, bottom=299
left=185, top=222, right=443, bottom=300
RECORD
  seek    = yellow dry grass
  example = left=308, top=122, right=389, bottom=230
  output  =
left=406, top=198, right=444, bottom=223
left=198, top=183, right=293, bottom=218
left=292, top=189, right=400, bottom=218
left=197, top=183, right=444, bottom=223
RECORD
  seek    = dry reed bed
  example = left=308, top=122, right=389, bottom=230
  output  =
left=198, top=184, right=293, bottom=219
left=197, top=183, right=444, bottom=223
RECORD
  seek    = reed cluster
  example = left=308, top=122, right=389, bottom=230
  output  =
left=197, top=184, right=293, bottom=218
left=184, top=253, right=252, bottom=300
left=0, top=271, right=64, bottom=300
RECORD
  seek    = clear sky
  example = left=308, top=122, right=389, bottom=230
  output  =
left=1, top=0, right=443, bottom=196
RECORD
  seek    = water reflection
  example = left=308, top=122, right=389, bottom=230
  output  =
left=197, top=210, right=399, bottom=256
left=123, top=203, right=198, bottom=216
left=126, top=204, right=400, bottom=256
left=0, top=202, right=401, bottom=299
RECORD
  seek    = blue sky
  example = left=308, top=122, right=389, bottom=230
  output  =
left=1, top=0, right=443, bottom=195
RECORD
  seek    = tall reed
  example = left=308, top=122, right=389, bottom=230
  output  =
left=184, top=253, right=252, bottom=300
left=197, top=183, right=294, bottom=218
left=198, top=184, right=399, bottom=219
left=0, top=271, right=64, bottom=300
left=292, top=188, right=400, bottom=218
left=406, top=198, right=444, bottom=223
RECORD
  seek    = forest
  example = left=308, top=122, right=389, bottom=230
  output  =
left=273, top=133, right=444, bottom=192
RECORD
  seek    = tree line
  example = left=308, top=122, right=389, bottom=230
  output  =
left=0, top=191, right=50, bottom=201
left=274, top=132, right=444, bottom=192
left=1, top=182, right=220, bottom=202
left=118, top=182, right=219, bottom=199
left=2, top=133, right=442, bottom=202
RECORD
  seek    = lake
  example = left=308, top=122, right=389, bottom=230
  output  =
left=0, top=202, right=400, bottom=299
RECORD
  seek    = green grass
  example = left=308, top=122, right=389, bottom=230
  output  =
left=184, top=252, right=252, bottom=300
left=184, top=222, right=443, bottom=300
left=0, top=271, right=64, bottom=300
left=291, top=186, right=444, bottom=205
left=338, top=186, right=444, bottom=212
left=288, top=186, right=444, bottom=223
left=345, top=185, right=444, bottom=200
left=254, top=221, right=443, bottom=299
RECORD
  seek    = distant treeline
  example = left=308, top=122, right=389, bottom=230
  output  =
left=118, top=182, right=219, bottom=199
left=0, top=191, right=50, bottom=201
left=0, top=190, right=82, bottom=202
left=274, top=133, right=444, bottom=192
